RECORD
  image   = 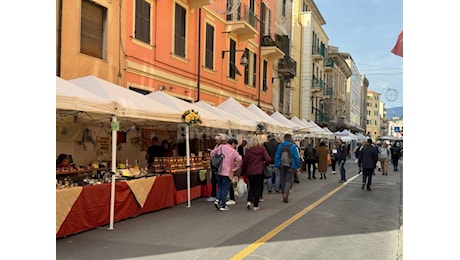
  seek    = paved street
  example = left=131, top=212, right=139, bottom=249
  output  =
left=56, top=160, right=403, bottom=260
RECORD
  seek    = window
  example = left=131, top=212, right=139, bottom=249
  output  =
left=252, top=52, right=257, bottom=86
left=205, top=23, right=214, bottom=69
left=129, top=86, right=151, bottom=95
left=282, top=0, right=286, bottom=17
left=80, top=0, right=107, bottom=59
left=244, top=49, right=256, bottom=87
left=260, top=3, right=270, bottom=36
left=135, top=0, right=151, bottom=43
left=174, top=3, right=186, bottom=58
left=228, top=39, right=238, bottom=79
left=262, top=60, right=268, bottom=92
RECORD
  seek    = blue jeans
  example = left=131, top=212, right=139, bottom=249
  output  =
left=267, top=164, right=280, bottom=192
left=216, top=174, right=231, bottom=208
left=339, top=160, right=346, bottom=181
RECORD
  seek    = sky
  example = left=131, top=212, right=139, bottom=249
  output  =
left=314, top=0, right=403, bottom=108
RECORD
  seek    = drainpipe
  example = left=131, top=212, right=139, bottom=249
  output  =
left=196, top=8, right=202, bottom=102
left=57, top=0, right=63, bottom=76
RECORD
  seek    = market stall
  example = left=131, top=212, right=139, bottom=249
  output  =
left=56, top=174, right=175, bottom=238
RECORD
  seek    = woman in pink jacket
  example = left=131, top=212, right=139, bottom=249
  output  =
left=241, top=136, right=272, bottom=211
left=210, top=134, right=242, bottom=211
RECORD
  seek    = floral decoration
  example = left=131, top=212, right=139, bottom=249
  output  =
left=182, top=109, right=202, bottom=127
left=257, top=121, right=267, bottom=133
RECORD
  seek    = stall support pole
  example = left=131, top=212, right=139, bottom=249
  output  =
left=185, top=124, right=191, bottom=208
left=108, top=115, right=117, bottom=230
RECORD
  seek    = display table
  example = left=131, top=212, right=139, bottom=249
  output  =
left=172, top=170, right=203, bottom=204
left=56, top=174, right=175, bottom=238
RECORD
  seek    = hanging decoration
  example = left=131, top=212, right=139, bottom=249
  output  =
left=182, top=109, right=202, bottom=127
left=256, top=121, right=267, bottom=134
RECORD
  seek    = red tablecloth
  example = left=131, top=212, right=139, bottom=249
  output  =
left=56, top=175, right=175, bottom=238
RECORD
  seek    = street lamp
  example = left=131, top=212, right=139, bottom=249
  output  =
left=221, top=49, right=248, bottom=66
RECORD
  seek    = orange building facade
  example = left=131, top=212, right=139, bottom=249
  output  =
left=57, top=0, right=283, bottom=112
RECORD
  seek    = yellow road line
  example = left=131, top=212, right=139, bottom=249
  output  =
left=230, top=174, right=359, bottom=260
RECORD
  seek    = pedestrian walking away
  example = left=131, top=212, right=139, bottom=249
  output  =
left=206, top=133, right=225, bottom=202
left=336, top=138, right=347, bottom=183
left=264, top=135, right=281, bottom=193
left=304, top=142, right=317, bottom=179
left=274, top=134, right=301, bottom=203
left=390, top=141, right=402, bottom=171
left=359, top=138, right=379, bottom=191
left=209, top=134, right=242, bottom=211
left=241, top=136, right=272, bottom=211
left=316, top=141, right=329, bottom=179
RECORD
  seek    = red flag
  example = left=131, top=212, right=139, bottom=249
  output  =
left=391, top=30, right=403, bottom=57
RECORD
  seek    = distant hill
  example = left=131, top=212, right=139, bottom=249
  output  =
left=387, top=106, right=403, bottom=119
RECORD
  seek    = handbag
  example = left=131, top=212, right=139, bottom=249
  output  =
left=211, top=146, right=224, bottom=171
left=263, top=164, right=272, bottom=179
left=327, top=154, right=332, bottom=166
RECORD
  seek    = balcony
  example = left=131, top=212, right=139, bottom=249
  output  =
left=315, top=112, right=330, bottom=126
left=225, top=4, right=258, bottom=41
left=324, top=86, right=333, bottom=96
left=323, top=58, right=334, bottom=72
left=312, top=47, right=324, bottom=62
left=190, top=0, right=211, bottom=10
left=278, top=57, right=297, bottom=79
left=260, top=34, right=285, bottom=61
left=311, top=78, right=324, bottom=93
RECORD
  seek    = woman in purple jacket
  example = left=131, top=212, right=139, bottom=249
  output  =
left=241, top=136, right=272, bottom=211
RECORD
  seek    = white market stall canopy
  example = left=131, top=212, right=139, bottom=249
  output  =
left=69, top=75, right=184, bottom=124
left=302, top=119, right=332, bottom=138
left=290, top=116, right=317, bottom=136
left=269, top=111, right=308, bottom=133
left=56, top=76, right=116, bottom=115
left=193, top=101, right=257, bottom=132
left=245, top=103, right=292, bottom=134
left=146, top=91, right=232, bottom=130
left=334, top=129, right=358, bottom=142
left=218, top=97, right=284, bottom=134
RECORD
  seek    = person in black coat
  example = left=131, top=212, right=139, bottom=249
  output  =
left=358, top=139, right=379, bottom=191
left=390, top=142, right=402, bottom=171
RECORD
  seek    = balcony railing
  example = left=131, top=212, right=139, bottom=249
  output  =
left=312, top=46, right=325, bottom=62
left=324, top=86, right=333, bottom=96
left=323, top=58, right=334, bottom=72
left=278, top=57, right=297, bottom=78
left=260, top=34, right=285, bottom=61
left=311, top=78, right=324, bottom=92
left=315, top=112, right=330, bottom=125
left=225, top=4, right=258, bottom=41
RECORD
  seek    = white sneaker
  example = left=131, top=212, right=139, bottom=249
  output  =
left=206, top=196, right=216, bottom=202
left=226, top=200, right=236, bottom=206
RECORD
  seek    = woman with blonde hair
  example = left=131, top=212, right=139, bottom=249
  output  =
left=241, top=136, right=271, bottom=211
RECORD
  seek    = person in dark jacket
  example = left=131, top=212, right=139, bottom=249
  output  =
left=241, top=136, right=272, bottom=211
left=390, top=142, right=402, bottom=171
left=304, top=142, right=317, bottom=179
left=264, top=135, right=280, bottom=192
left=358, top=138, right=379, bottom=191
left=336, top=138, right=347, bottom=183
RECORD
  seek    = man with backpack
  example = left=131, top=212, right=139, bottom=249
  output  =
left=274, top=134, right=301, bottom=203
